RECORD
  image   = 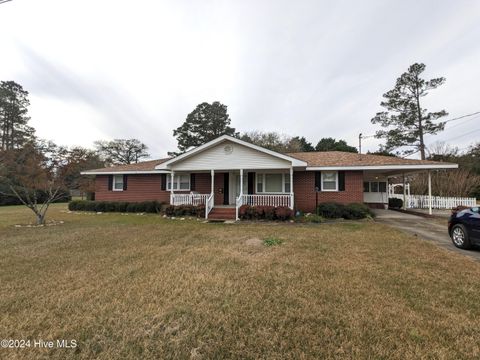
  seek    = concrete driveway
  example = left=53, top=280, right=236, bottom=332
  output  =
left=374, top=209, right=480, bottom=261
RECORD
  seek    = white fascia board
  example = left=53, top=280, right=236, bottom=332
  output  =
left=156, top=135, right=307, bottom=169
left=305, top=164, right=458, bottom=171
left=80, top=170, right=171, bottom=175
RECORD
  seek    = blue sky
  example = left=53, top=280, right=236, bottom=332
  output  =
left=0, top=0, right=479, bottom=157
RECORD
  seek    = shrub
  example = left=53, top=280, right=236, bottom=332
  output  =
left=95, top=201, right=106, bottom=212
left=195, top=204, right=205, bottom=217
left=342, top=203, right=374, bottom=219
left=115, top=202, right=128, bottom=212
left=126, top=203, right=137, bottom=213
left=317, top=202, right=345, bottom=219
left=84, top=201, right=97, bottom=212
left=263, top=206, right=275, bottom=220
left=239, top=205, right=252, bottom=219
left=388, top=198, right=403, bottom=209
left=104, top=201, right=117, bottom=212
left=165, top=205, right=175, bottom=216
left=274, top=206, right=294, bottom=221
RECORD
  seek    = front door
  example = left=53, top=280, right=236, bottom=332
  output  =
left=223, top=172, right=229, bottom=205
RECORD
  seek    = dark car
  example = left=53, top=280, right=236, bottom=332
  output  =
left=448, top=206, right=480, bottom=249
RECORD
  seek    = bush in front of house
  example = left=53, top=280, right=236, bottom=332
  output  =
left=316, top=202, right=345, bottom=219
left=238, top=205, right=294, bottom=221
left=316, top=202, right=374, bottom=220
left=164, top=204, right=205, bottom=217
left=68, top=200, right=163, bottom=214
left=388, top=198, right=403, bottom=209
left=342, top=203, right=375, bottom=219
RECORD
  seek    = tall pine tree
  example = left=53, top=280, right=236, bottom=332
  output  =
left=0, top=81, right=35, bottom=150
left=371, top=63, right=447, bottom=159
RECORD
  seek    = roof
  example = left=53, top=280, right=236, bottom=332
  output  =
left=81, top=158, right=170, bottom=175
left=287, top=151, right=458, bottom=170
left=155, top=135, right=307, bottom=169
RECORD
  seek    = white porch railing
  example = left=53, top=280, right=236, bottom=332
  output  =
left=170, top=193, right=209, bottom=206
left=390, top=194, right=477, bottom=209
left=240, top=194, right=293, bottom=208
left=205, top=194, right=214, bottom=219
left=235, top=195, right=243, bottom=220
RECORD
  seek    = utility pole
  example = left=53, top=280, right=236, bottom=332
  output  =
left=358, top=133, right=362, bottom=159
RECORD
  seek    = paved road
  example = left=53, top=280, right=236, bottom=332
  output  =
left=374, top=209, right=480, bottom=261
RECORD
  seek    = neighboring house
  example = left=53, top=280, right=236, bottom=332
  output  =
left=81, top=135, right=458, bottom=219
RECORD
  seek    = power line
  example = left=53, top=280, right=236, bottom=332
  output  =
left=441, top=111, right=480, bottom=123
left=0, top=0, right=12, bottom=4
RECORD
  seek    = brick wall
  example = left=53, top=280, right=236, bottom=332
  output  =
left=293, top=171, right=364, bottom=213
left=95, top=171, right=364, bottom=211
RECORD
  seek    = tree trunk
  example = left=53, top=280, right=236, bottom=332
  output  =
left=36, top=213, right=45, bottom=225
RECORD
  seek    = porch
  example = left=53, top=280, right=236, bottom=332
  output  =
left=168, top=169, right=294, bottom=220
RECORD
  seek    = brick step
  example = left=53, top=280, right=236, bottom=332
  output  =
left=208, top=207, right=236, bottom=220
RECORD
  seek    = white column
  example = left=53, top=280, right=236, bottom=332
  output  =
left=210, top=169, right=215, bottom=196
left=239, top=169, right=244, bottom=196
left=402, top=173, right=406, bottom=210
left=428, top=170, right=432, bottom=215
left=290, top=167, right=294, bottom=210
left=170, top=171, right=175, bottom=205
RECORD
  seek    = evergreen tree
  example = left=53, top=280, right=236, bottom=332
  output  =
left=371, top=63, right=447, bottom=159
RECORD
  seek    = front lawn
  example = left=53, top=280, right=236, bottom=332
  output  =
left=1, top=204, right=480, bottom=359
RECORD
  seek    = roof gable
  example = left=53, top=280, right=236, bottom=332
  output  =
left=156, top=135, right=307, bottom=170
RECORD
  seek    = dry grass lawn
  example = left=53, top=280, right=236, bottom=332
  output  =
left=1, top=204, right=480, bottom=359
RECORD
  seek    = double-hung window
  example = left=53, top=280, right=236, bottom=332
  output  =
left=256, top=173, right=290, bottom=193
left=112, top=175, right=124, bottom=191
left=321, top=171, right=338, bottom=191
left=167, top=174, right=190, bottom=191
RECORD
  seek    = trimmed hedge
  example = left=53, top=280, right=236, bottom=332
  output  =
left=164, top=204, right=205, bottom=218
left=388, top=198, right=403, bottom=209
left=239, top=205, right=294, bottom=221
left=68, top=200, right=162, bottom=213
left=316, top=202, right=374, bottom=219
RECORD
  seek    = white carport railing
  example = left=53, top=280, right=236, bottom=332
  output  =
left=389, top=194, right=477, bottom=209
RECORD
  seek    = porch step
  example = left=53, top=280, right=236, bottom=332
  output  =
left=208, top=207, right=236, bottom=220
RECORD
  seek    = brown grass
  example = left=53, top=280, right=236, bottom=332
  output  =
left=1, top=204, right=480, bottom=359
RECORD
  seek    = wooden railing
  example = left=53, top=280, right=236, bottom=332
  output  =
left=240, top=194, right=293, bottom=209
left=205, top=194, right=214, bottom=219
left=389, top=194, right=477, bottom=209
left=170, top=193, right=209, bottom=206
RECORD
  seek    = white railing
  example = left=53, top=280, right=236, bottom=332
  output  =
left=390, top=194, right=477, bottom=209
left=235, top=195, right=243, bottom=221
left=240, top=194, right=293, bottom=209
left=170, top=193, right=209, bottom=206
left=205, top=194, right=214, bottom=219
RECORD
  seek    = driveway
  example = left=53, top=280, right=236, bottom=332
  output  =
left=374, top=209, right=480, bottom=261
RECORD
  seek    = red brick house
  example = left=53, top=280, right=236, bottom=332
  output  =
left=82, top=135, right=457, bottom=219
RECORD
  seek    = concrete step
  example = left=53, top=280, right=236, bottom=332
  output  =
left=209, top=207, right=236, bottom=220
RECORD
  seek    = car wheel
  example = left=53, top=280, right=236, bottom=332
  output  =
left=450, top=224, right=471, bottom=249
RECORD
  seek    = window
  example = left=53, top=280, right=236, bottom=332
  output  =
left=371, top=182, right=379, bottom=192
left=113, top=175, right=124, bottom=191
left=256, top=173, right=290, bottom=193
left=363, top=182, right=370, bottom=192
left=379, top=182, right=387, bottom=193
left=321, top=171, right=338, bottom=191
left=167, top=174, right=190, bottom=191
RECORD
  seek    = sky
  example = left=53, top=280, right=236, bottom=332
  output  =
left=0, top=0, right=479, bottom=158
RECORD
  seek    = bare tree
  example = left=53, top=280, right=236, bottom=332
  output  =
left=94, top=139, right=149, bottom=165
left=409, top=169, right=480, bottom=197
left=0, top=144, right=68, bottom=225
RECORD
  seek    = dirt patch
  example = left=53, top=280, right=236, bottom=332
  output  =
left=245, top=237, right=263, bottom=246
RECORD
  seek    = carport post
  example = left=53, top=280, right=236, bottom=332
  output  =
left=428, top=170, right=432, bottom=215
left=402, top=173, right=406, bottom=210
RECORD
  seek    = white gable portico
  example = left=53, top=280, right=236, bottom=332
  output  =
left=156, top=135, right=307, bottom=219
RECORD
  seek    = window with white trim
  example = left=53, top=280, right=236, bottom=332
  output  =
left=113, top=175, right=124, bottom=191
left=321, top=171, right=338, bottom=191
left=256, top=173, right=290, bottom=193
left=167, top=174, right=190, bottom=191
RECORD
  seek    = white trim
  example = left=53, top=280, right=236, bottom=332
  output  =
left=255, top=172, right=290, bottom=194
left=112, top=174, right=124, bottom=191
left=80, top=170, right=171, bottom=175
left=321, top=171, right=338, bottom=192
left=155, top=135, right=308, bottom=169
left=306, top=164, right=458, bottom=171
left=167, top=173, right=191, bottom=191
